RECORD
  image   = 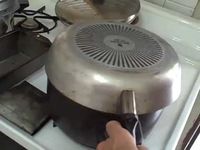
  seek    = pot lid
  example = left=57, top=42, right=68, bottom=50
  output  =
left=55, top=0, right=140, bottom=24
left=46, top=22, right=181, bottom=114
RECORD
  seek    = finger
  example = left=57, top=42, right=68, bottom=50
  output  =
left=106, top=121, right=135, bottom=138
left=106, top=121, right=123, bottom=138
left=97, top=141, right=106, bottom=150
left=97, top=139, right=111, bottom=150
left=138, top=145, right=148, bottom=150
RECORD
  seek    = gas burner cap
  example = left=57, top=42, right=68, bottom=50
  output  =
left=20, top=18, right=40, bottom=30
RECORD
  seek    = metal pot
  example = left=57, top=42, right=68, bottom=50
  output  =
left=45, top=22, right=181, bottom=147
left=47, top=81, right=162, bottom=147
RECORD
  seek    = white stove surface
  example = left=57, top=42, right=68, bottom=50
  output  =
left=0, top=0, right=200, bottom=150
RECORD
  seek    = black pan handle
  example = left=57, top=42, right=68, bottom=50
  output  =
left=96, top=90, right=143, bottom=145
left=119, top=114, right=143, bottom=145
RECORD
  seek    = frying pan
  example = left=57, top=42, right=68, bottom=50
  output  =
left=45, top=22, right=181, bottom=147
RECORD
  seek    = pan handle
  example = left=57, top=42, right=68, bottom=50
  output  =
left=119, top=90, right=143, bottom=145
left=119, top=113, right=143, bottom=145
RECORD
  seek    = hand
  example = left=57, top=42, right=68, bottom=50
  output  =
left=97, top=121, right=147, bottom=150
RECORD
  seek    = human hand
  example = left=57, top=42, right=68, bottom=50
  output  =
left=97, top=121, right=147, bottom=150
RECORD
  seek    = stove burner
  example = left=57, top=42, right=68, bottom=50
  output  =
left=14, top=6, right=59, bottom=33
left=21, top=18, right=40, bottom=30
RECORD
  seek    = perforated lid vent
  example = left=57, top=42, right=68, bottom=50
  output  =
left=74, top=23, right=164, bottom=70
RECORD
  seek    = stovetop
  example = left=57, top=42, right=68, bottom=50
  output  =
left=0, top=0, right=200, bottom=150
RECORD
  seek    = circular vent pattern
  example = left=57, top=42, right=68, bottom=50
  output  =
left=74, top=23, right=164, bottom=70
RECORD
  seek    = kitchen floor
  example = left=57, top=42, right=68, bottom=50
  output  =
left=176, top=91, right=200, bottom=150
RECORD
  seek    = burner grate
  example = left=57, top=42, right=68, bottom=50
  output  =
left=14, top=6, right=59, bottom=33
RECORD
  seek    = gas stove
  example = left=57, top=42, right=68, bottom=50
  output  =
left=0, top=1, right=200, bottom=150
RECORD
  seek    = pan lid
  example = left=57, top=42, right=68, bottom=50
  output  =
left=55, top=0, right=140, bottom=24
left=46, top=22, right=181, bottom=114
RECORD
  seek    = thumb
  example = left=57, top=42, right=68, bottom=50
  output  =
left=138, top=145, right=148, bottom=150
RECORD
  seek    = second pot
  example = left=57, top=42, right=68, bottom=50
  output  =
left=47, top=81, right=162, bottom=148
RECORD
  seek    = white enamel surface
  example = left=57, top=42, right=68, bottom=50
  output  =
left=165, top=67, right=200, bottom=150
left=0, top=1, right=200, bottom=150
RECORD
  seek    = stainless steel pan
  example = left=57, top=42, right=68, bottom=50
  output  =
left=45, top=22, right=181, bottom=147
left=46, top=22, right=181, bottom=115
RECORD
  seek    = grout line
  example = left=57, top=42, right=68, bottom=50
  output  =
left=161, top=0, right=196, bottom=9
left=193, top=0, right=200, bottom=18
left=163, top=0, right=167, bottom=7
left=169, top=0, right=196, bottom=9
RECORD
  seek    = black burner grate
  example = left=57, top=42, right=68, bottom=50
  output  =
left=14, top=6, right=59, bottom=33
